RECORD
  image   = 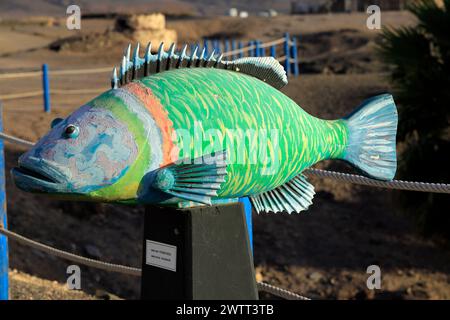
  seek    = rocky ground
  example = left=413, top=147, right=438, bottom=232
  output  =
left=1, top=12, right=449, bottom=300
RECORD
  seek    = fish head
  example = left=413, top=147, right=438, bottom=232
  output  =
left=11, top=103, right=140, bottom=200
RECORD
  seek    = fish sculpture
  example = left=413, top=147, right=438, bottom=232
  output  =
left=11, top=42, right=398, bottom=213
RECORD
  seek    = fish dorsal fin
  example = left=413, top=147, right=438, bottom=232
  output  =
left=111, top=42, right=288, bottom=90
left=250, top=174, right=315, bottom=214
left=151, top=151, right=228, bottom=205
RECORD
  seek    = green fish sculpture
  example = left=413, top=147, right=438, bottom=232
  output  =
left=12, top=42, right=398, bottom=213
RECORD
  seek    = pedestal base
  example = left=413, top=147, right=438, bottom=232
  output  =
left=141, top=202, right=258, bottom=300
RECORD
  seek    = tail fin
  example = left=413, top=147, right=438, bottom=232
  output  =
left=342, top=94, right=398, bottom=181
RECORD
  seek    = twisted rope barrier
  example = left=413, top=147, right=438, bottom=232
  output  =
left=0, top=132, right=34, bottom=147
left=0, top=227, right=141, bottom=276
left=304, top=168, right=450, bottom=194
left=2, top=132, right=449, bottom=194
left=0, top=226, right=309, bottom=300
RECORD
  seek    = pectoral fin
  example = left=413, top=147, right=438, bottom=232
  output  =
left=151, top=151, right=228, bottom=205
left=250, top=174, right=315, bottom=214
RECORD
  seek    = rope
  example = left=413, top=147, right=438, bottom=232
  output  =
left=0, top=91, right=43, bottom=101
left=0, top=132, right=449, bottom=193
left=0, top=67, right=111, bottom=80
left=259, top=38, right=286, bottom=48
left=222, top=44, right=256, bottom=57
left=257, top=282, right=310, bottom=300
left=50, top=67, right=111, bottom=76
left=0, top=89, right=106, bottom=101
left=304, top=168, right=450, bottom=194
left=0, top=132, right=34, bottom=147
left=0, top=226, right=141, bottom=276
left=51, top=88, right=106, bottom=95
left=0, top=226, right=309, bottom=299
left=0, top=71, right=42, bottom=79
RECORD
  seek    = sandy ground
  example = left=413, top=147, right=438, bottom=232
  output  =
left=1, top=13, right=450, bottom=300
left=9, top=269, right=96, bottom=300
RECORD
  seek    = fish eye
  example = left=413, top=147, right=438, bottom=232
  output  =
left=50, top=118, right=63, bottom=128
left=63, top=125, right=79, bottom=139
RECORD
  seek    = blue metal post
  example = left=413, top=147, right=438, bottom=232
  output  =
left=291, top=37, right=299, bottom=77
left=270, top=44, right=276, bottom=57
left=231, top=39, right=236, bottom=59
left=224, top=39, right=229, bottom=56
left=283, top=33, right=290, bottom=76
left=238, top=41, right=244, bottom=58
left=213, top=39, right=220, bottom=53
left=259, top=42, right=265, bottom=56
left=247, top=41, right=253, bottom=57
left=255, top=41, right=260, bottom=57
left=42, top=64, right=50, bottom=113
left=239, top=197, right=253, bottom=252
left=0, top=102, right=8, bottom=300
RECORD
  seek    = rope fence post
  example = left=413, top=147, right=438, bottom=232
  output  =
left=42, top=64, right=51, bottom=113
left=291, top=37, right=299, bottom=77
left=283, top=33, right=290, bottom=76
left=213, top=39, right=220, bottom=53
left=259, top=41, right=266, bottom=56
left=224, top=39, right=229, bottom=56
left=238, top=41, right=244, bottom=58
left=231, top=39, right=236, bottom=59
left=270, top=44, right=276, bottom=58
left=0, top=102, right=8, bottom=300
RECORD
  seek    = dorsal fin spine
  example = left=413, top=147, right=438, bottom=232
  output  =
left=144, top=42, right=152, bottom=76
left=167, top=43, right=175, bottom=71
left=113, top=43, right=288, bottom=89
left=132, top=42, right=140, bottom=80
left=111, top=67, right=118, bottom=89
left=177, top=44, right=187, bottom=68
left=188, top=45, right=198, bottom=68
left=156, top=43, right=164, bottom=73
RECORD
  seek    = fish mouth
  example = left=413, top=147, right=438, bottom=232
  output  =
left=13, top=166, right=58, bottom=183
left=11, top=157, right=68, bottom=193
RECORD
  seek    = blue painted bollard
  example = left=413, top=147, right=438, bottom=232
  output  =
left=42, top=64, right=51, bottom=113
left=283, top=33, right=290, bottom=76
left=0, top=103, right=8, bottom=300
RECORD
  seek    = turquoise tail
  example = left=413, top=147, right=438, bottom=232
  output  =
left=342, top=94, right=398, bottom=181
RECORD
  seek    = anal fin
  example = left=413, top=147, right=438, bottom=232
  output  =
left=250, top=174, right=315, bottom=214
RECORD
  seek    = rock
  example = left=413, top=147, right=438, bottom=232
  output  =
left=114, top=13, right=177, bottom=45
left=95, top=289, right=121, bottom=300
left=116, top=13, right=166, bottom=31
left=84, top=244, right=102, bottom=259
left=255, top=271, right=264, bottom=282
left=308, top=272, right=323, bottom=282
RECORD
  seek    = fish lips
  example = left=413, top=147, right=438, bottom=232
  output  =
left=11, top=157, right=69, bottom=193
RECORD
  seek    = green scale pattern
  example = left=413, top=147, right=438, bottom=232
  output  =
left=140, top=68, right=349, bottom=198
